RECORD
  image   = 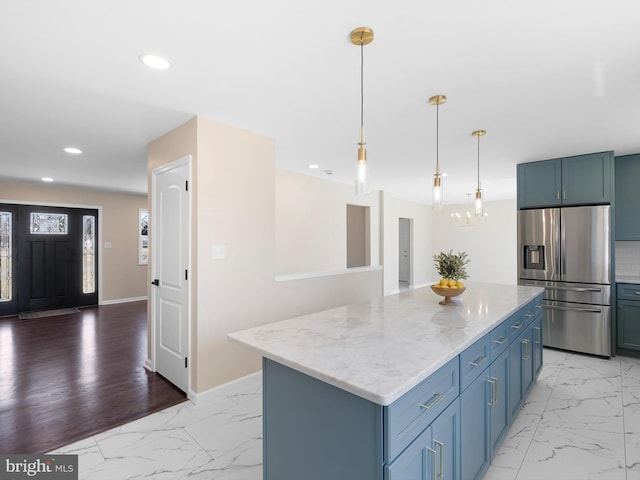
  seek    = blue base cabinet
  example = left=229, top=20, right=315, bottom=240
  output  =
left=459, top=350, right=510, bottom=480
left=262, top=294, right=544, bottom=480
left=617, top=283, right=640, bottom=351
left=508, top=310, right=543, bottom=423
left=263, top=358, right=383, bottom=480
left=489, top=350, right=510, bottom=457
left=459, top=298, right=543, bottom=480
left=385, top=399, right=461, bottom=480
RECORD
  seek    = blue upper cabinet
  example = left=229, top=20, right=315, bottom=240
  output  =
left=615, top=154, right=640, bottom=241
left=517, top=159, right=562, bottom=208
left=562, top=152, right=612, bottom=206
left=518, top=151, right=613, bottom=209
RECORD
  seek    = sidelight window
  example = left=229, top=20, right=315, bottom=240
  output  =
left=82, top=215, right=96, bottom=294
left=0, top=212, right=11, bottom=301
left=30, top=212, right=68, bottom=234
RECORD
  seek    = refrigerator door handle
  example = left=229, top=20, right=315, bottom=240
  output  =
left=546, top=286, right=602, bottom=293
left=542, top=304, right=602, bottom=314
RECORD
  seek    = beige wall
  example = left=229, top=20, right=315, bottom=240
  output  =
left=0, top=180, right=148, bottom=302
left=431, top=200, right=517, bottom=285
left=275, top=169, right=380, bottom=275
left=380, top=192, right=434, bottom=295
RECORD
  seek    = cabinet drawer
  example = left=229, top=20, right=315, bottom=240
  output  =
left=384, top=357, right=459, bottom=463
left=618, top=283, right=640, bottom=302
left=521, top=299, right=539, bottom=326
left=507, top=309, right=529, bottom=340
left=490, top=323, right=510, bottom=360
left=460, top=335, right=491, bottom=391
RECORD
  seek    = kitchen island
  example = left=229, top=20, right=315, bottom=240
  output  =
left=229, top=282, right=544, bottom=480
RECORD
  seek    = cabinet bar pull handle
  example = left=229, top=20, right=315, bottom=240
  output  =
left=635, top=292, right=640, bottom=295
left=427, top=447, right=437, bottom=480
left=525, top=312, right=533, bottom=317
left=534, top=326, right=541, bottom=344
left=512, top=322, right=523, bottom=329
left=434, top=439, right=444, bottom=478
left=522, top=339, right=530, bottom=360
left=493, top=335, right=507, bottom=345
left=469, top=355, right=486, bottom=367
left=557, top=191, right=560, bottom=200
left=488, top=377, right=499, bottom=407
left=419, top=392, right=443, bottom=410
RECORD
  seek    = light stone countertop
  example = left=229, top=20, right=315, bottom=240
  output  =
left=228, top=282, right=544, bottom=406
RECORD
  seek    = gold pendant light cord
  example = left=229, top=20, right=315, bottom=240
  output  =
left=477, top=133, right=480, bottom=190
left=436, top=103, right=440, bottom=175
left=360, top=34, right=364, bottom=144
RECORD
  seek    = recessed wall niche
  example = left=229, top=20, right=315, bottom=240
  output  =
left=347, top=204, right=371, bottom=268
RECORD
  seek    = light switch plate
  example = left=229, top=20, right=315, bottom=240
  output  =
left=212, top=244, right=226, bottom=259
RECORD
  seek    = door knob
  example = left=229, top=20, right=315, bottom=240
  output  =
left=151, top=279, right=159, bottom=286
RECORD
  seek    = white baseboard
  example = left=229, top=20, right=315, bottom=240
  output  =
left=144, top=358, right=154, bottom=371
left=189, top=371, right=262, bottom=405
left=102, top=296, right=147, bottom=305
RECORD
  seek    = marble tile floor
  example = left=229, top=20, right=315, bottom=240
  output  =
left=51, top=349, right=640, bottom=480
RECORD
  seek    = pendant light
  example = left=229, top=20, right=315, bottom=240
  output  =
left=350, top=27, right=374, bottom=195
left=472, top=130, right=486, bottom=216
left=429, top=95, right=447, bottom=209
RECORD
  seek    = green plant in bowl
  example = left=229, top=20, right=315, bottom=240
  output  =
left=432, top=250, right=470, bottom=304
left=433, top=250, right=469, bottom=282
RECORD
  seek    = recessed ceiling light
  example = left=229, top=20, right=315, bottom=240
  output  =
left=308, top=164, right=320, bottom=169
left=139, top=53, right=172, bottom=70
left=64, top=147, right=83, bottom=154
left=42, top=177, right=54, bottom=182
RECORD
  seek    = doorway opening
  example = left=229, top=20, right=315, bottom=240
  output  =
left=0, top=203, right=99, bottom=316
left=399, top=218, right=412, bottom=291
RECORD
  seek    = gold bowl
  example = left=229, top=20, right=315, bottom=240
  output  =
left=430, top=284, right=466, bottom=305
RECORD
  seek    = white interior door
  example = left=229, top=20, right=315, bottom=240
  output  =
left=399, top=218, right=411, bottom=283
left=152, top=156, right=190, bottom=393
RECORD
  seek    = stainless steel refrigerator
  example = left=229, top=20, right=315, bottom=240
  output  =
left=518, top=205, right=611, bottom=357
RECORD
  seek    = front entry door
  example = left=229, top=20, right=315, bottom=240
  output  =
left=152, top=156, right=190, bottom=393
left=0, top=204, right=99, bottom=316
left=17, top=206, right=79, bottom=312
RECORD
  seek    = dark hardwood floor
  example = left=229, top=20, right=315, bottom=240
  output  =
left=0, top=301, right=186, bottom=454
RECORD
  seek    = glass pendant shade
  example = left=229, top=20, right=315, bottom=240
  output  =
left=433, top=173, right=443, bottom=209
left=475, top=188, right=483, bottom=216
left=355, top=143, right=369, bottom=195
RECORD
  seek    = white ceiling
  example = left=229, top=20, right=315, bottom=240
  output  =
left=1, top=0, right=639, bottom=205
